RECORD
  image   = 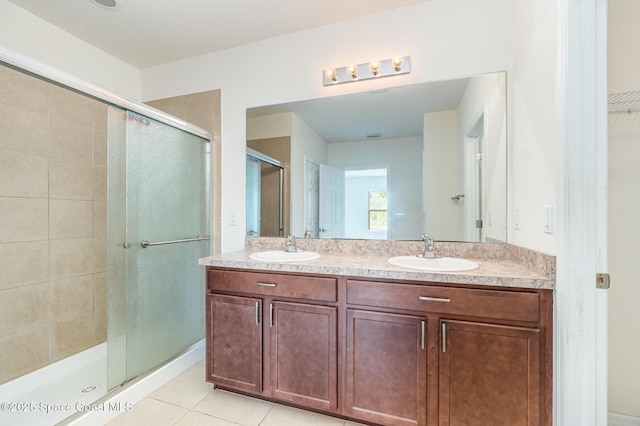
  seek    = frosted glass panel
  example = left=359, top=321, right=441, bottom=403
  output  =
left=246, top=156, right=261, bottom=236
left=124, top=111, right=209, bottom=380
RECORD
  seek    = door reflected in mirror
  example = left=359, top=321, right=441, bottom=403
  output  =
left=246, top=71, right=507, bottom=243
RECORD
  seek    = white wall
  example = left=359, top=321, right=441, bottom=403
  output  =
left=140, top=0, right=514, bottom=252
left=328, top=137, right=422, bottom=240
left=344, top=175, right=387, bottom=240
left=0, top=1, right=141, bottom=100
left=607, top=113, right=640, bottom=419
left=291, top=114, right=328, bottom=235
left=509, top=0, right=558, bottom=255
left=457, top=72, right=508, bottom=242
left=246, top=112, right=292, bottom=140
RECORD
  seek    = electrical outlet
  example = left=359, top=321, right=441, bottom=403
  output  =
left=514, top=208, right=520, bottom=230
left=229, top=211, right=238, bottom=226
left=487, top=210, right=493, bottom=227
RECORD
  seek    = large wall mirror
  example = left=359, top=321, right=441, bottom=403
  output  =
left=246, top=71, right=506, bottom=243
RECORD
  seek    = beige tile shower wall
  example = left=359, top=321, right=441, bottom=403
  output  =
left=146, top=90, right=222, bottom=255
left=0, top=65, right=107, bottom=384
left=247, top=137, right=291, bottom=237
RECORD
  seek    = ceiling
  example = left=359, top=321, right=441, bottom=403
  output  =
left=248, top=77, right=471, bottom=143
left=9, top=0, right=430, bottom=69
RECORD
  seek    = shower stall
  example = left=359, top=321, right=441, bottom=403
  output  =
left=246, top=148, right=284, bottom=237
left=0, top=57, right=211, bottom=426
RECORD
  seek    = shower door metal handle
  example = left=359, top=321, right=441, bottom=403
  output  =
left=140, top=235, right=210, bottom=248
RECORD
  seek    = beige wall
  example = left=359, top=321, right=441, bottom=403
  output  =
left=607, top=0, right=640, bottom=419
left=0, top=64, right=107, bottom=384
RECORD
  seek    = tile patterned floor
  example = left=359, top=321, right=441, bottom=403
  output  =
left=106, top=362, right=366, bottom=426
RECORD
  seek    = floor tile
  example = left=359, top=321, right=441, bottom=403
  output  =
left=259, top=404, right=344, bottom=426
left=192, top=389, right=272, bottom=426
left=174, top=411, right=241, bottom=426
left=150, top=362, right=213, bottom=409
left=106, top=397, right=188, bottom=426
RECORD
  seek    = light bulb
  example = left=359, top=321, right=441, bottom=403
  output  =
left=348, top=64, right=358, bottom=78
left=369, top=61, right=380, bottom=76
left=392, top=57, right=403, bottom=71
left=325, top=68, right=337, bottom=81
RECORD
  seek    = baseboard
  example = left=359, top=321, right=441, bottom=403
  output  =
left=60, top=338, right=205, bottom=426
left=609, top=412, right=640, bottom=426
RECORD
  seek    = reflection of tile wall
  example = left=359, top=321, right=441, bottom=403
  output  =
left=146, top=90, right=222, bottom=255
left=0, top=65, right=107, bottom=384
left=247, top=137, right=291, bottom=237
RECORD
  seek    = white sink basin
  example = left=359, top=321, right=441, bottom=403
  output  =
left=249, top=250, right=320, bottom=262
left=388, top=256, right=479, bottom=272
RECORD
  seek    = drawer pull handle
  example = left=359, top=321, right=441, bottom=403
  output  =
left=420, top=320, right=425, bottom=350
left=419, top=296, right=451, bottom=303
left=256, top=282, right=277, bottom=287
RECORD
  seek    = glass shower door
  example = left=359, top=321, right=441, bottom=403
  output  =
left=107, top=109, right=210, bottom=387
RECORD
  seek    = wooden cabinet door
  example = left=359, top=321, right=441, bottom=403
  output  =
left=439, top=320, right=541, bottom=426
left=270, top=301, right=338, bottom=412
left=207, top=294, right=262, bottom=394
left=345, top=309, right=427, bottom=426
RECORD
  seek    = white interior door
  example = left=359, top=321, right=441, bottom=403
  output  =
left=304, top=157, right=320, bottom=237
left=319, top=164, right=345, bottom=238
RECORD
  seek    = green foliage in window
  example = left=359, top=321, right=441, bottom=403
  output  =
left=368, top=190, right=387, bottom=230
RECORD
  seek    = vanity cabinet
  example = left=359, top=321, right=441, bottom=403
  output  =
left=207, top=294, right=262, bottom=393
left=206, top=268, right=338, bottom=412
left=205, top=266, right=552, bottom=426
left=346, top=278, right=550, bottom=426
left=439, top=320, right=541, bottom=426
left=345, top=309, right=427, bottom=426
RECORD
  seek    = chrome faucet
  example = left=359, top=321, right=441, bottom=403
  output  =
left=417, top=233, right=439, bottom=258
left=285, top=234, right=299, bottom=252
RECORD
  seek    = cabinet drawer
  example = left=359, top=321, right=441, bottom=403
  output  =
left=346, top=280, right=539, bottom=323
left=208, top=268, right=337, bottom=302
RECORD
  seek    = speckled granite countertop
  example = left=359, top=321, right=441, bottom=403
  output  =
left=199, top=238, right=555, bottom=290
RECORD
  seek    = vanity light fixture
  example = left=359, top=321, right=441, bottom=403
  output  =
left=323, top=56, right=411, bottom=86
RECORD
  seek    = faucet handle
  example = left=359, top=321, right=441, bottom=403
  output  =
left=285, top=234, right=299, bottom=252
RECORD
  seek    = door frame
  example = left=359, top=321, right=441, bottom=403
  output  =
left=555, top=0, right=608, bottom=425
